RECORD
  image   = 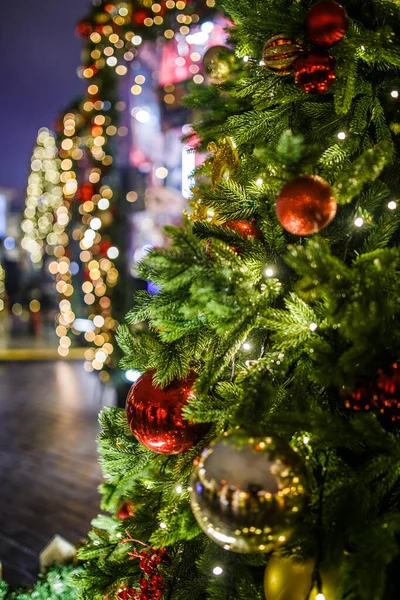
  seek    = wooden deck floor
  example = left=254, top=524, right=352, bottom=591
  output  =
left=0, top=361, right=105, bottom=587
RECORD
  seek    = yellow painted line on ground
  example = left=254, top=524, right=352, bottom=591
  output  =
left=0, top=348, right=87, bottom=361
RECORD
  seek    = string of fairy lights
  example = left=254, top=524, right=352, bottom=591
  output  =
left=20, top=0, right=217, bottom=377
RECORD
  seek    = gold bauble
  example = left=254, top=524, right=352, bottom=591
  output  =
left=264, top=555, right=338, bottom=600
left=202, top=46, right=235, bottom=83
left=191, top=431, right=309, bottom=554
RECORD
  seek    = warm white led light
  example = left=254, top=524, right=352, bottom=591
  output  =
left=309, top=323, right=318, bottom=332
left=354, top=217, right=364, bottom=228
left=388, top=201, right=397, bottom=210
left=391, top=90, right=399, bottom=98
left=213, top=567, right=223, bottom=576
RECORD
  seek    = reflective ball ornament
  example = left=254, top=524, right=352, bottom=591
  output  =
left=343, top=362, right=400, bottom=424
left=126, top=370, right=207, bottom=455
left=190, top=431, right=309, bottom=553
left=264, top=555, right=338, bottom=600
left=203, top=46, right=236, bottom=83
left=305, top=0, right=349, bottom=47
left=117, top=500, right=135, bottom=519
left=262, top=35, right=304, bottom=75
left=224, top=219, right=263, bottom=240
left=294, top=50, right=336, bottom=94
left=276, top=175, right=337, bottom=236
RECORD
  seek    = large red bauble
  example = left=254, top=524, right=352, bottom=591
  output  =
left=126, top=370, right=206, bottom=454
left=343, top=363, right=400, bottom=423
left=224, top=219, right=263, bottom=240
left=294, top=50, right=336, bottom=93
left=305, top=0, right=349, bottom=47
left=276, top=175, right=337, bottom=235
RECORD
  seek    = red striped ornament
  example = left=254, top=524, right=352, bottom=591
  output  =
left=262, top=35, right=304, bottom=75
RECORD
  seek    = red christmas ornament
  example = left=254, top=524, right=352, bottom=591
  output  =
left=343, top=363, right=400, bottom=423
left=126, top=370, right=207, bottom=454
left=133, top=9, right=150, bottom=25
left=99, top=240, right=113, bottom=256
left=276, top=175, right=337, bottom=236
left=294, top=50, right=336, bottom=93
left=262, top=35, right=304, bottom=75
left=80, top=183, right=94, bottom=202
left=117, top=500, right=135, bottom=519
left=305, top=0, right=349, bottom=47
left=75, top=19, right=92, bottom=38
left=224, top=220, right=263, bottom=240
left=117, top=590, right=136, bottom=600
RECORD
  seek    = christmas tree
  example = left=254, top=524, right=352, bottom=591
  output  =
left=77, top=1, right=400, bottom=599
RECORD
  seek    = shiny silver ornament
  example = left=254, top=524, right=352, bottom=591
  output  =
left=191, top=431, right=309, bottom=553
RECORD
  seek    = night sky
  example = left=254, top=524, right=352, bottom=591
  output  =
left=0, top=0, right=88, bottom=207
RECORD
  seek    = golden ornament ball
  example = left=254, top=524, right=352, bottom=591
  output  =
left=190, top=431, right=309, bottom=554
left=262, top=35, right=304, bottom=75
left=264, top=555, right=339, bottom=600
left=202, top=46, right=236, bottom=83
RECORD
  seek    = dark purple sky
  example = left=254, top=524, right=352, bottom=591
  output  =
left=0, top=0, right=87, bottom=206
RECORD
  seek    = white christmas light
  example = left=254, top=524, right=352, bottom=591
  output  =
left=90, top=217, right=102, bottom=230
left=256, top=177, right=264, bottom=186
left=303, top=436, right=310, bottom=444
left=265, top=268, right=274, bottom=277
left=242, top=342, right=251, bottom=351
left=388, top=201, right=397, bottom=210
left=337, top=131, right=346, bottom=140
left=107, top=246, right=119, bottom=259
left=243, top=55, right=249, bottom=63
left=309, top=323, right=318, bottom=332
left=201, top=21, right=214, bottom=33
left=354, top=217, right=364, bottom=228
left=316, top=595, right=326, bottom=600
left=213, top=567, right=224, bottom=576
left=134, top=109, right=151, bottom=124
left=155, top=167, right=169, bottom=179
left=98, top=198, right=110, bottom=210
left=391, top=90, right=399, bottom=98
left=160, top=522, right=167, bottom=529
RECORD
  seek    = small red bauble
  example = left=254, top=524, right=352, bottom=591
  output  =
left=75, top=19, right=92, bottom=38
left=276, top=175, right=337, bottom=235
left=305, top=0, right=349, bottom=47
left=224, top=220, right=263, bottom=240
left=117, top=589, right=136, bottom=600
left=126, top=370, right=207, bottom=454
left=294, top=50, right=336, bottom=93
left=133, top=9, right=150, bottom=25
left=343, top=363, right=400, bottom=423
left=262, top=35, right=304, bottom=75
left=80, top=183, right=94, bottom=202
left=117, top=500, right=135, bottom=519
